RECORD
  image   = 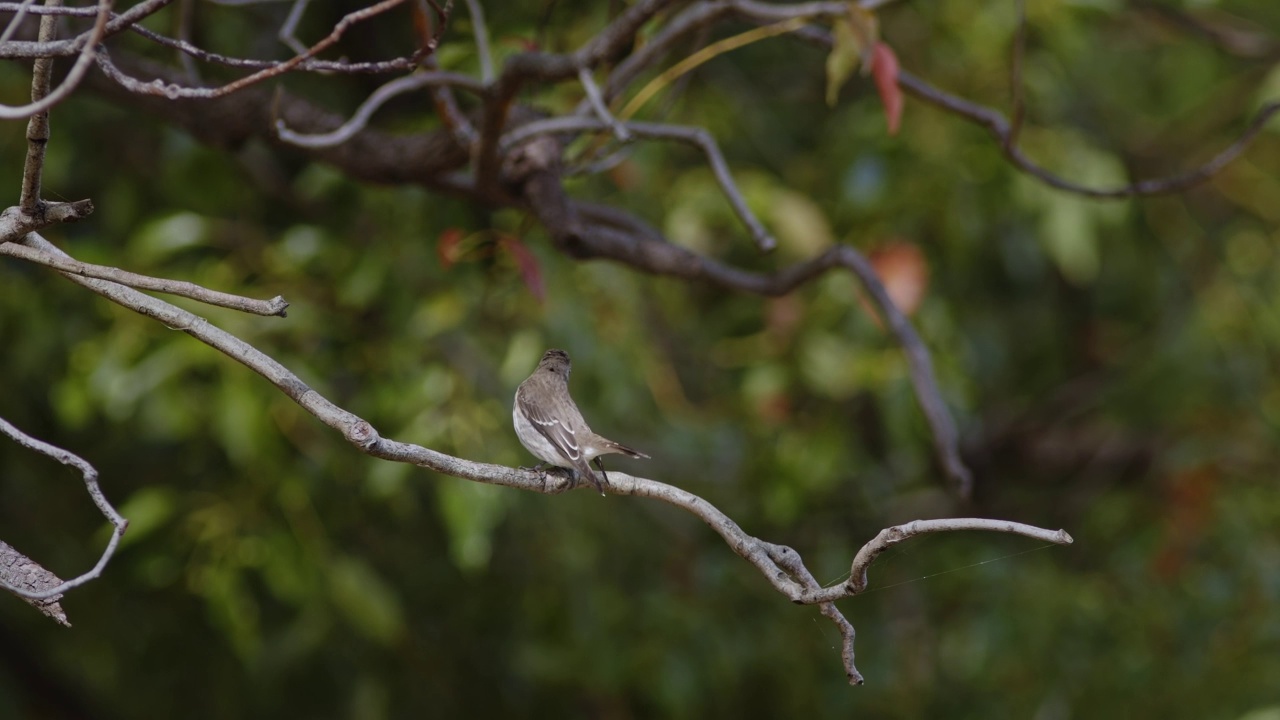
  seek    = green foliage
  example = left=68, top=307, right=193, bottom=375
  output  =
left=2, top=0, right=1279, bottom=718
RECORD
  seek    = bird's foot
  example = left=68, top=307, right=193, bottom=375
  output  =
left=523, top=465, right=576, bottom=494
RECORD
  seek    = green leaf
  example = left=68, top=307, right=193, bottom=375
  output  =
left=113, top=486, right=178, bottom=548
left=328, top=555, right=406, bottom=645
left=824, top=5, right=878, bottom=106
left=436, top=480, right=509, bottom=573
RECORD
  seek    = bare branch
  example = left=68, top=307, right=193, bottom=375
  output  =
left=0, top=239, right=290, bottom=316
left=0, top=2, right=428, bottom=73
left=279, top=0, right=311, bottom=56
left=0, top=198, right=94, bottom=239
left=0, top=0, right=183, bottom=61
left=578, top=66, right=632, bottom=143
left=84, top=54, right=473, bottom=193
left=19, top=0, right=59, bottom=215
left=503, top=117, right=776, bottom=251
left=0, top=0, right=38, bottom=45
left=900, top=70, right=1280, bottom=198
left=844, top=518, right=1073, bottom=595
left=464, top=0, right=493, bottom=84
left=94, top=0, right=417, bottom=100
left=173, top=0, right=200, bottom=81
left=275, top=71, right=484, bottom=148
left=0, top=539, right=70, bottom=626
left=0, top=415, right=128, bottom=606
left=0, top=0, right=113, bottom=121
left=473, top=0, right=681, bottom=193
left=741, top=15, right=1280, bottom=200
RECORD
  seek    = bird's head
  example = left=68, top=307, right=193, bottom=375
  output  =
left=538, top=349, right=572, bottom=379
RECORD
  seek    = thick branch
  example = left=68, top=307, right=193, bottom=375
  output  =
left=0, top=539, right=69, bottom=627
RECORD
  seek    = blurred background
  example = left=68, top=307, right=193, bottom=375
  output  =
left=1, top=0, right=1279, bottom=717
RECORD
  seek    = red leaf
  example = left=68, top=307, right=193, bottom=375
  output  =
left=437, top=227, right=465, bottom=267
left=871, top=42, right=902, bottom=136
left=498, top=237, right=545, bottom=303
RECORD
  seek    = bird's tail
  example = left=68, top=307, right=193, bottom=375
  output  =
left=603, top=440, right=650, bottom=459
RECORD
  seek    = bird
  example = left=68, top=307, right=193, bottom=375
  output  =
left=513, top=348, right=649, bottom=494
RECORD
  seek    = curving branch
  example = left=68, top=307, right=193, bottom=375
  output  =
left=275, top=71, right=484, bottom=148
left=0, top=415, right=129, bottom=615
left=15, top=228, right=1067, bottom=681
left=503, top=116, right=775, bottom=250
left=899, top=69, right=1280, bottom=199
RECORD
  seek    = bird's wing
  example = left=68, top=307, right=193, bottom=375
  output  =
left=517, top=389, right=583, bottom=463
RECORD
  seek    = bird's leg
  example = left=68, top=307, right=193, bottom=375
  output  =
left=521, top=463, right=578, bottom=492
left=589, top=457, right=610, bottom=495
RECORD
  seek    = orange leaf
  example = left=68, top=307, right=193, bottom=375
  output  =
left=869, top=241, right=928, bottom=315
left=871, top=42, right=902, bottom=135
left=857, top=240, right=929, bottom=327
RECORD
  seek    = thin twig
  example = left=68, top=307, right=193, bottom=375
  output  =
left=0, top=416, right=129, bottom=603
left=504, top=116, right=776, bottom=251
left=473, top=0, right=677, bottom=195
left=174, top=0, right=200, bottom=81
left=0, top=240, right=290, bottom=316
left=578, top=66, right=631, bottom=142
left=275, top=71, right=483, bottom=148
left=0, top=0, right=176, bottom=60
left=0, top=2, right=426, bottom=73
left=0, top=0, right=38, bottom=44
left=899, top=70, right=1280, bottom=198
left=279, top=0, right=310, bottom=55
left=94, top=0, right=414, bottom=100
left=0, top=0, right=113, bottom=121
left=464, top=0, right=493, bottom=84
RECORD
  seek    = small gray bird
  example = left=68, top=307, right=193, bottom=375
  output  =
left=513, top=349, right=649, bottom=494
